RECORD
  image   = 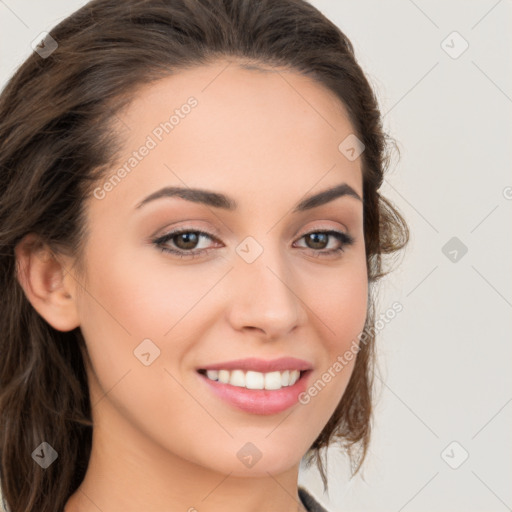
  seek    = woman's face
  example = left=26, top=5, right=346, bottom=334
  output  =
left=70, top=59, right=368, bottom=477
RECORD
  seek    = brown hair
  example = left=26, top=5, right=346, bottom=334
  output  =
left=0, top=0, right=409, bottom=510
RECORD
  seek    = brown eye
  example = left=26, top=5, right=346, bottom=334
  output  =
left=153, top=228, right=219, bottom=258
left=304, top=232, right=329, bottom=250
left=294, top=230, right=354, bottom=258
left=173, top=232, right=201, bottom=250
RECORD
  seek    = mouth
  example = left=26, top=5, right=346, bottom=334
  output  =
left=196, top=364, right=313, bottom=415
left=196, top=368, right=311, bottom=390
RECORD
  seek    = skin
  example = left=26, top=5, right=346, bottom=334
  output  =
left=15, top=58, right=368, bottom=512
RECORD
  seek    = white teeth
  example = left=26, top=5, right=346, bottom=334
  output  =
left=264, top=371, right=282, bottom=390
left=203, top=368, right=304, bottom=390
left=206, top=370, right=218, bottom=381
left=218, top=369, right=230, bottom=384
left=245, top=370, right=264, bottom=389
left=229, top=369, right=245, bottom=387
left=289, top=370, right=300, bottom=386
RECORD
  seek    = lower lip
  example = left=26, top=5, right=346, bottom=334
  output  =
left=197, top=371, right=311, bottom=415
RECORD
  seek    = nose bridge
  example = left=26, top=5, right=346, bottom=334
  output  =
left=227, top=235, right=304, bottom=338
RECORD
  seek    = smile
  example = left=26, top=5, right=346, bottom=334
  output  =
left=196, top=358, right=313, bottom=415
left=198, top=368, right=303, bottom=390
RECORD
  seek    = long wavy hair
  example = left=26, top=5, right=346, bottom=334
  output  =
left=0, top=0, right=409, bottom=510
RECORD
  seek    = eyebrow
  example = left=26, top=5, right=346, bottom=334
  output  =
left=134, top=182, right=362, bottom=212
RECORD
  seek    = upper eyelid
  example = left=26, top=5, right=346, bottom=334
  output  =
left=156, top=224, right=349, bottom=237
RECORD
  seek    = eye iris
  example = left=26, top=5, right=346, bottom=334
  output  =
left=307, top=233, right=328, bottom=249
left=175, top=232, right=199, bottom=250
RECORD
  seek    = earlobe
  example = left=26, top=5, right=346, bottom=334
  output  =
left=14, top=234, right=81, bottom=332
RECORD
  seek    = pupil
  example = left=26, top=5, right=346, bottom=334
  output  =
left=308, top=233, right=327, bottom=249
left=177, top=232, right=198, bottom=249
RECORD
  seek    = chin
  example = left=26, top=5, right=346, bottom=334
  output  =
left=210, top=439, right=305, bottom=477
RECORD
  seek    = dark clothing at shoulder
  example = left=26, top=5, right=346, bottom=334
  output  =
left=298, top=486, right=329, bottom=512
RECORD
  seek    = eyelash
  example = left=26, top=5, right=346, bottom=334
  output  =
left=152, top=227, right=354, bottom=260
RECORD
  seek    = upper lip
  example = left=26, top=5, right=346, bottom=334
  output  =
left=198, top=357, right=313, bottom=373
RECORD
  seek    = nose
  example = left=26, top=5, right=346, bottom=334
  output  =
left=226, top=248, right=306, bottom=340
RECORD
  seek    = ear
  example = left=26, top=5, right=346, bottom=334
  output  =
left=14, top=233, right=81, bottom=332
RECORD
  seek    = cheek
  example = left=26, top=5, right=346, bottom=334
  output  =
left=323, top=273, right=368, bottom=348
left=308, top=251, right=368, bottom=352
left=74, top=244, right=208, bottom=433
left=74, top=239, right=228, bottom=402
left=78, top=240, right=211, bottom=339
left=299, top=251, right=368, bottom=409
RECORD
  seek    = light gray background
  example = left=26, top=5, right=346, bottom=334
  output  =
left=1, top=1, right=511, bottom=511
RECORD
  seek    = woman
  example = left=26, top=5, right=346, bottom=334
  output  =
left=0, top=1, right=409, bottom=511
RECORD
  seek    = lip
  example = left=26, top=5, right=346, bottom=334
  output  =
left=197, top=365, right=313, bottom=415
left=197, top=357, right=313, bottom=373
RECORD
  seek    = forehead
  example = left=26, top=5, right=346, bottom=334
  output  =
left=91, top=59, right=363, bottom=217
